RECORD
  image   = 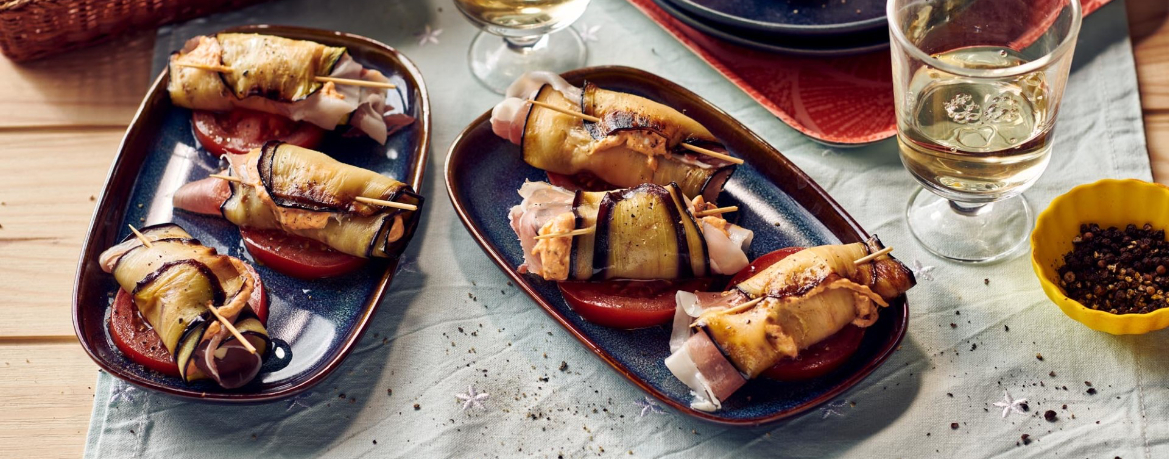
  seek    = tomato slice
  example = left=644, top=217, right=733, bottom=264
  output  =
left=545, top=171, right=616, bottom=192
left=192, top=109, right=325, bottom=156
left=559, top=278, right=713, bottom=329
left=109, top=289, right=180, bottom=376
left=726, top=246, right=866, bottom=381
left=240, top=227, right=367, bottom=279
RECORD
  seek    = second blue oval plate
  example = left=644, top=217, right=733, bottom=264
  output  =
left=445, top=66, right=908, bottom=425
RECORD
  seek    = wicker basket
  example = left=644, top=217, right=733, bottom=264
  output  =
left=0, top=0, right=271, bottom=62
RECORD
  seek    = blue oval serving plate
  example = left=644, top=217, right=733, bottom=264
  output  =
left=445, top=66, right=908, bottom=425
left=72, top=25, right=430, bottom=402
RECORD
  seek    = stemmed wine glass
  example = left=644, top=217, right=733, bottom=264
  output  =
left=887, top=0, right=1082, bottom=263
left=453, top=0, right=592, bottom=94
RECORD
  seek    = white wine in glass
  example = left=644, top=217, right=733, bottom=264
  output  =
left=454, top=0, right=591, bottom=93
left=888, top=0, right=1081, bottom=263
left=899, top=46, right=1054, bottom=204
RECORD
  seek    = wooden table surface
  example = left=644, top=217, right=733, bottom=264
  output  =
left=1, top=2, right=1166, bottom=457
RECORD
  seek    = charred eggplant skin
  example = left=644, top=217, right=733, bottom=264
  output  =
left=215, top=33, right=345, bottom=103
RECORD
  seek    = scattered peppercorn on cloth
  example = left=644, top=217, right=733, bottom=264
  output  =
left=85, top=0, right=1159, bottom=457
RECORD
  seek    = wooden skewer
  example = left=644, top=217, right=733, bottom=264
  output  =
left=175, top=62, right=234, bottom=73
left=679, top=143, right=745, bottom=165
left=315, top=76, right=396, bottom=89
left=693, top=206, right=739, bottom=217
left=354, top=196, right=418, bottom=211
left=127, top=224, right=153, bottom=248
left=693, top=297, right=765, bottom=327
left=533, top=226, right=596, bottom=240
left=206, top=303, right=258, bottom=354
left=528, top=99, right=601, bottom=123
left=207, top=174, right=416, bottom=211
left=173, top=62, right=396, bottom=89
left=853, top=246, right=894, bottom=265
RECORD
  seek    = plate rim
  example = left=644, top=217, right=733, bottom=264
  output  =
left=444, top=65, right=908, bottom=426
left=650, top=0, right=890, bottom=57
left=71, top=24, right=431, bottom=403
left=664, top=0, right=888, bottom=36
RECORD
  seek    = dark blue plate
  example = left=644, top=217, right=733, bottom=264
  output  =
left=667, top=0, right=887, bottom=36
left=72, top=25, right=430, bottom=402
left=445, top=66, right=908, bottom=426
left=653, top=0, right=889, bottom=57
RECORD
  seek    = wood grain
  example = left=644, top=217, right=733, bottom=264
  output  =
left=0, top=131, right=125, bottom=337
left=0, top=341, right=97, bottom=459
left=0, top=32, right=154, bottom=128
left=1127, top=0, right=1169, bottom=182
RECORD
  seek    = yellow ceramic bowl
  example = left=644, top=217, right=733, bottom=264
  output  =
left=1031, top=179, right=1169, bottom=335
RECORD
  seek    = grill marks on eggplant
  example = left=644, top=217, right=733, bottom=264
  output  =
left=215, top=33, right=345, bottom=103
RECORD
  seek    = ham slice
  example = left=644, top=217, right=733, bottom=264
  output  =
left=173, top=176, right=232, bottom=216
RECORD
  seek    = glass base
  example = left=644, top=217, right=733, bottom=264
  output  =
left=467, top=28, right=587, bottom=94
left=906, top=187, right=1033, bottom=263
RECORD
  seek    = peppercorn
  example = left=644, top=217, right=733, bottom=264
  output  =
left=1058, top=223, right=1169, bottom=315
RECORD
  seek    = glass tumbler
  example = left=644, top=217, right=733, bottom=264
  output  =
left=887, top=0, right=1082, bottom=263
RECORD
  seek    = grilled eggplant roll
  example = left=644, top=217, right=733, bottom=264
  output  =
left=98, top=224, right=270, bottom=389
left=168, top=33, right=406, bottom=143
left=490, top=72, right=736, bottom=202
left=173, top=141, right=423, bottom=259
left=508, top=181, right=753, bottom=281
left=665, top=238, right=916, bottom=411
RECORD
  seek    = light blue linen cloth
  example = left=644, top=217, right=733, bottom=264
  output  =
left=86, top=0, right=1161, bottom=457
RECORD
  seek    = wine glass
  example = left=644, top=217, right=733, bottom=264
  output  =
left=887, top=0, right=1082, bottom=263
left=453, top=0, right=592, bottom=94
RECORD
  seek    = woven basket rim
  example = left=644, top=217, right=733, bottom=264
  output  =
left=0, top=0, right=36, bottom=13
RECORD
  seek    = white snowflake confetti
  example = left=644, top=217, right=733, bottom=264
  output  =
left=578, top=24, right=602, bottom=42
left=415, top=25, right=443, bottom=47
left=456, top=385, right=489, bottom=411
left=633, top=396, right=664, bottom=417
left=991, top=390, right=1028, bottom=418
left=110, top=382, right=136, bottom=404
left=820, top=399, right=848, bottom=418
left=302, top=289, right=312, bottom=295
left=911, top=259, right=935, bottom=282
left=286, top=392, right=313, bottom=411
